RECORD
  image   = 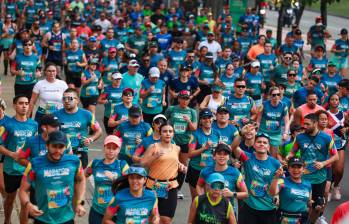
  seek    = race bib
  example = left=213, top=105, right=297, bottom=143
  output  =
left=53, top=42, right=61, bottom=51
left=281, top=217, right=300, bottom=224
left=200, top=150, right=214, bottom=167
left=147, top=97, right=158, bottom=108
left=266, top=120, right=280, bottom=131
left=125, top=217, right=147, bottom=224
left=67, top=133, right=80, bottom=148
left=45, top=103, right=58, bottom=114
left=304, top=161, right=317, bottom=174
left=203, top=77, right=214, bottom=84
left=97, top=186, right=113, bottom=204
left=173, top=122, right=186, bottom=134
left=250, top=180, right=267, bottom=197
left=47, top=187, right=70, bottom=209
left=152, top=182, right=169, bottom=199
left=22, top=72, right=33, bottom=81
left=86, top=86, right=98, bottom=96
left=67, top=62, right=77, bottom=72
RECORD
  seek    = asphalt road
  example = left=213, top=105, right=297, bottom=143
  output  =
left=0, top=9, right=348, bottom=224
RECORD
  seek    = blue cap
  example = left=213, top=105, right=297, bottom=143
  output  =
left=199, top=108, right=213, bottom=118
left=89, top=36, right=97, bottom=42
left=207, top=173, right=225, bottom=185
left=256, top=132, right=270, bottom=141
left=127, top=166, right=147, bottom=177
left=47, top=131, right=67, bottom=145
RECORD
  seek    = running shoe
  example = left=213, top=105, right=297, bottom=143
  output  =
left=177, top=191, right=184, bottom=199
left=332, top=186, right=342, bottom=201
left=316, top=215, right=328, bottom=224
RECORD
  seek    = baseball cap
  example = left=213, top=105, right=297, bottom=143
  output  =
left=266, top=29, right=272, bottom=33
left=199, top=108, right=213, bottom=118
left=47, top=131, right=67, bottom=145
left=340, top=28, right=348, bottom=35
left=128, top=59, right=139, bottom=67
left=153, top=114, right=167, bottom=123
left=122, top=88, right=134, bottom=96
left=104, top=135, right=122, bottom=147
left=256, top=132, right=270, bottom=141
left=207, top=173, right=225, bottom=190
left=288, top=157, right=304, bottom=166
left=208, top=31, right=214, bottom=36
left=126, top=165, right=147, bottom=177
left=117, top=43, right=125, bottom=50
left=88, top=58, right=99, bottom=65
left=214, top=143, right=231, bottom=154
left=108, top=47, right=117, bottom=53
left=111, top=72, right=122, bottom=80
left=231, top=54, right=240, bottom=61
left=40, top=115, right=60, bottom=127
left=128, top=106, right=142, bottom=117
left=205, top=52, right=214, bottom=59
left=295, top=29, right=302, bottom=35
left=149, top=67, right=160, bottom=78
left=178, top=90, right=191, bottom=98
left=149, top=42, right=158, bottom=48
left=89, top=36, right=97, bottom=42
left=312, top=68, right=322, bottom=75
left=216, top=106, right=229, bottom=114
left=174, top=37, right=183, bottom=43
left=251, top=61, right=261, bottom=68
left=314, top=45, right=324, bottom=51
left=180, top=65, right=192, bottom=71
left=328, top=61, right=336, bottom=67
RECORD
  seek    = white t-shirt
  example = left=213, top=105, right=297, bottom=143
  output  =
left=198, top=40, right=222, bottom=61
left=33, top=79, right=68, bottom=113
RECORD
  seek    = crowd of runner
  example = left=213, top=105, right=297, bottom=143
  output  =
left=0, top=0, right=348, bottom=223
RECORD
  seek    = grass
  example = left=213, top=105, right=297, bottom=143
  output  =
left=306, top=0, right=349, bottom=18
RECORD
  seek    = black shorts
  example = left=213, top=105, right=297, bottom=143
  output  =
left=185, top=165, right=201, bottom=188
left=14, top=83, right=35, bottom=100
left=178, top=144, right=189, bottom=153
left=66, top=72, right=82, bottom=88
left=311, top=181, right=327, bottom=200
left=80, top=96, right=98, bottom=108
left=337, top=146, right=346, bottom=151
left=148, top=187, right=177, bottom=218
left=75, top=151, right=88, bottom=169
left=239, top=202, right=277, bottom=224
left=103, top=116, right=114, bottom=135
left=0, top=155, right=4, bottom=163
left=46, top=58, right=63, bottom=67
left=3, top=172, right=22, bottom=193
left=34, top=219, right=74, bottom=224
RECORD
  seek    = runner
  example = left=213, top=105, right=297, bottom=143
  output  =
left=188, top=173, right=237, bottom=224
left=269, top=157, right=312, bottom=224
left=121, top=59, right=144, bottom=104
left=27, top=63, right=68, bottom=124
left=331, top=28, right=348, bottom=77
left=85, top=135, right=129, bottom=224
left=19, top=130, right=86, bottom=224
left=54, top=88, right=102, bottom=168
left=231, top=133, right=281, bottom=224
left=141, top=123, right=187, bottom=224
left=102, top=165, right=159, bottom=224
left=0, top=95, right=38, bottom=224
left=293, top=91, right=325, bottom=126
left=115, top=105, right=152, bottom=165
left=0, top=99, right=9, bottom=195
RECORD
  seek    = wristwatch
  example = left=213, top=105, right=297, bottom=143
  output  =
left=233, top=192, right=237, bottom=198
left=77, top=200, right=85, bottom=206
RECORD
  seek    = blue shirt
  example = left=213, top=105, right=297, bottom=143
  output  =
left=215, top=57, right=232, bottom=75
left=256, top=53, right=277, bottom=83
left=212, top=122, right=238, bottom=145
left=54, top=108, right=98, bottom=152
left=279, top=44, right=299, bottom=55
left=321, top=73, right=342, bottom=96
left=155, top=33, right=172, bottom=51
left=259, top=100, right=288, bottom=135
left=0, top=117, right=38, bottom=175
left=225, top=95, right=255, bottom=123
left=14, top=53, right=40, bottom=85
left=100, top=38, right=119, bottom=53
left=140, top=79, right=165, bottom=114
left=309, top=57, right=328, bottom=73
left=244, top=72, right=264, bottom=98
left=293, top=132, right=335, bottom=184
left=293, top=87, right=324, bottom=108
left=101, top=85, right=124, bottom=118
left=167, top=49, right=187, bottom=75
left=220, top=73, right=240, bottom=98
left=107, top=188, right=157, bottom=224
left=278, top=177, right=311, bottom=213
left=334, top=38, right=349, bottom=57
left=65, top=49, right=84, bottom=73
left=188, top=128, right=221, bottom=170
left=25, top=154, right=81, bottom=224
left=240, top=151, right=281, bottom=210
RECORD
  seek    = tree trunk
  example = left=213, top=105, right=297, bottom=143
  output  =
left=277, top=1, right=286, bottom=48
left=320, top=0, right=327, bottom=26
left=203, top=0, right=224, bottom=19
left=295, top=0, right=306, bottom=25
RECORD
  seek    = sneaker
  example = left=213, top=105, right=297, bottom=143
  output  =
left=327, top=191, right=332, bottom=202
left=316, top=215, right=328, bottom=224
left=333, top=186, right=342, bottom=201
left=177, top=191, right=184, bottom=199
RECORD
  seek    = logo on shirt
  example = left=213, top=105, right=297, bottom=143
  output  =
left=44, top=168, right=70, bottom=177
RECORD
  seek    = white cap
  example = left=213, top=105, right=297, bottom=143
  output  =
left=251, top=61, right=261, bottom=68
left=111, top=72, right=122, bottom=80
left=128, top=59, right=139, bottom=67
left=149, top=67, right=160, bottom=78
left=153, top=114, right=167, bottom=122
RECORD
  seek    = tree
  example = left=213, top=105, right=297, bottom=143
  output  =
left=276, top=0, right=289, bottom=48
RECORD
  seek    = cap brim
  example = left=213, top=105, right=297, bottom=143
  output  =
left=129, top=113, right=141, bottom=117
left=48, top=140, right=66, bottom=145
left=289, top=162, right=304, bottom=166
left=104, top=140, right=121, bottom=147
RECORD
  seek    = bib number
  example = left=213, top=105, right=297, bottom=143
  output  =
left=250, top=180, right=267, bottom=197
left=86, top=86, right=98, bottom=96
left=147, top=97, right=158, bottom=108
left=281, top=216, right=301, bottom=224
left=152, top=182, right=169, bottom=199
left=47, top=187, right=70, bottom=209
left=173, top=122, right=186, bottom=134
left=125, top=217, right=147, bottom=224
left=97, top=186, right=113, bottom=204
left=266, top=120, right=280, bottom=131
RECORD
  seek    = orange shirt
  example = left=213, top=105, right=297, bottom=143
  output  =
left=247, top=44, right=265, bottom=60
left=299, top=103, right=325, bottom=125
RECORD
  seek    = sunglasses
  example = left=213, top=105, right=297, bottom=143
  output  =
left=123, top=93, right=133, bottom=97
left=271, top=93, right=281, bottom=97
left=210, top=182, right=225, bottom=190
left=284, top=57, right=292, bottom=60
left=236, top=85, right=246, bottom=89
left=179, top=96, right=190, bottom=100
left=288, top=73, right=297, bottom=77
left=24, top=43, right=33, bottom=46
left=63, top=96, right=77, bottom=101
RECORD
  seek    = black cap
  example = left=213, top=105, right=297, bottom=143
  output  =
left=214, top=143, right=231, bottom=154
left=47, top=131, right=67, bottom=145
left=122, top=88, right=134, bottom=96
left=295, top=29, right=302, bottom=35
left=340, top=28, right=348, bottom=35
left=217, top=106, right=229, bottom=113
left=199, top=108, right=213, bottom=118
left=180, top=65, right=192, bottom=71
left=288, top=157, right=304, bottom=166
left=173, top=37, right=183, bottom=43
left=128, top=106, right=142, bottom=117
left=205, top=52, right=214, bottom=59
left=40, top=115, right=60, bottom=127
